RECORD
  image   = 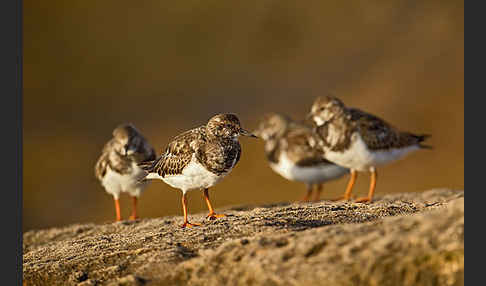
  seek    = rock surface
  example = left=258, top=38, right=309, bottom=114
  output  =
left=23, top=189, right=464, bottom=286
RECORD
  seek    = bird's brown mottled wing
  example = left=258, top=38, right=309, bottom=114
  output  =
left=94, top=152, right=109, bottom=181
left=197, top=139, right=241, bottom=175
left=108, top=152, right=133, bottom=175
left=349, top=108, right=428, bottom=150
left=262, top=137, right=282, bottom=164
left=234, top=143, right=241, bottom=167
left=94, top=139, right=132, bottom=181
left=284, top=123, right=331, bottom=167
left=152, top=127, right=205, bottom=177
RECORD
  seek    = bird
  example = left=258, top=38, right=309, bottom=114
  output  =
left=252, top=113, right=348, bottom=202
left=138, top=113, right=257, bottom=228
left=307, top=95, right=431, bottom=203
left=95, top=123, right=157, bottom=221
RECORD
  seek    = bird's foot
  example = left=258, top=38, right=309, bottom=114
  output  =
left=129, top=215, right=138, bottom=221
left=354, top=197, right=372, bottom=203
left=206, top=213, right=226, bottom=220
left=181, top=222, right=201, bottom=228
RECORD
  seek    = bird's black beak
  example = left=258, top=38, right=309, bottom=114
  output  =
left=123, top=145, right=129, bottom=156
left=251, top=128, right=261, bottom=138
left=239, top=128, right=258, bottom=138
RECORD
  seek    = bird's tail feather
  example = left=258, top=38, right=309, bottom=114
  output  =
left=137, top=156, right=163, bottom=183
left=138, top=160, right=156, bottom=172
left=415, top=134, right=433, bottom=149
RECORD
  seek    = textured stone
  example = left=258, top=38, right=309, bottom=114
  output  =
left=23, top=189, right=464, bottom=286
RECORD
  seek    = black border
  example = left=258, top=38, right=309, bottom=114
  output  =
left=18, top=0, right=23, bottom=283
left=462, top=1, right=470, bottom=285
left=463, top=1, right=469, bottom=285
left=0, top=0, right=22, bottom=284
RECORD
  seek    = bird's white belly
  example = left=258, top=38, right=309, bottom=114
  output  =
left=324, top=134, right=419, bottom=171
left=146, top=156, right=226, bottom=193
left=270, top=152, right=348, bottom=184
left=101, top=163, right=149, bottom=198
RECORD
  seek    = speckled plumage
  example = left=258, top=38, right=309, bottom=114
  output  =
left=310, top=96, right=431, bottom=153
left=308, top=95, right=431, bottom=203
left=141, top=114, right=244, bottom=181
left=95, top=123, right=156, bottom=221
left=139, top=114, right=256, bottom=227
left=254, top=113, right=331, bottom=166
left=253, top=113, right=348, bottom=201
left=95, top=124, right=156, bottom=183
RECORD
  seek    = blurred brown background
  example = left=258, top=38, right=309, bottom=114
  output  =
left=23, top=0, right=463, bottom=232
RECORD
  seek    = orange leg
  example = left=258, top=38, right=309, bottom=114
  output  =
left=355, top=168, right=377, bottom=203
left=204, top=189, right=226, bottom=220
left=301, top=184, right=313, bottom=202
left=181, top=193, right=201, bottom=228
left=313, top=184, right=323, bottom=202
left=332, top=170, right=357, bottom=201
left=129, top=196, right=138, bottom=220
left=114, top=198, right=121, bottom=221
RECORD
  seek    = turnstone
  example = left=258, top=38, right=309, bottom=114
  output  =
left=253, top=113, right=348, bottom=202
left=95, top=123, right=157, bottom=221
left=307, top=95, right=431, bottom=203
left=139, top=114, right=257, bottom=228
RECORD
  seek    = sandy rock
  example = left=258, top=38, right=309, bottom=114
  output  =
left=23, top=189, right=464, bottom=286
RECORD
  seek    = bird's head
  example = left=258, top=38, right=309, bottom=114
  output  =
left=113, top=123, right=142, bottom=156
left=206, top=113, right=257, bottom=139
left=307, top=95, right=346, bottom=126
left=252, top=113, right=290, bottom=141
